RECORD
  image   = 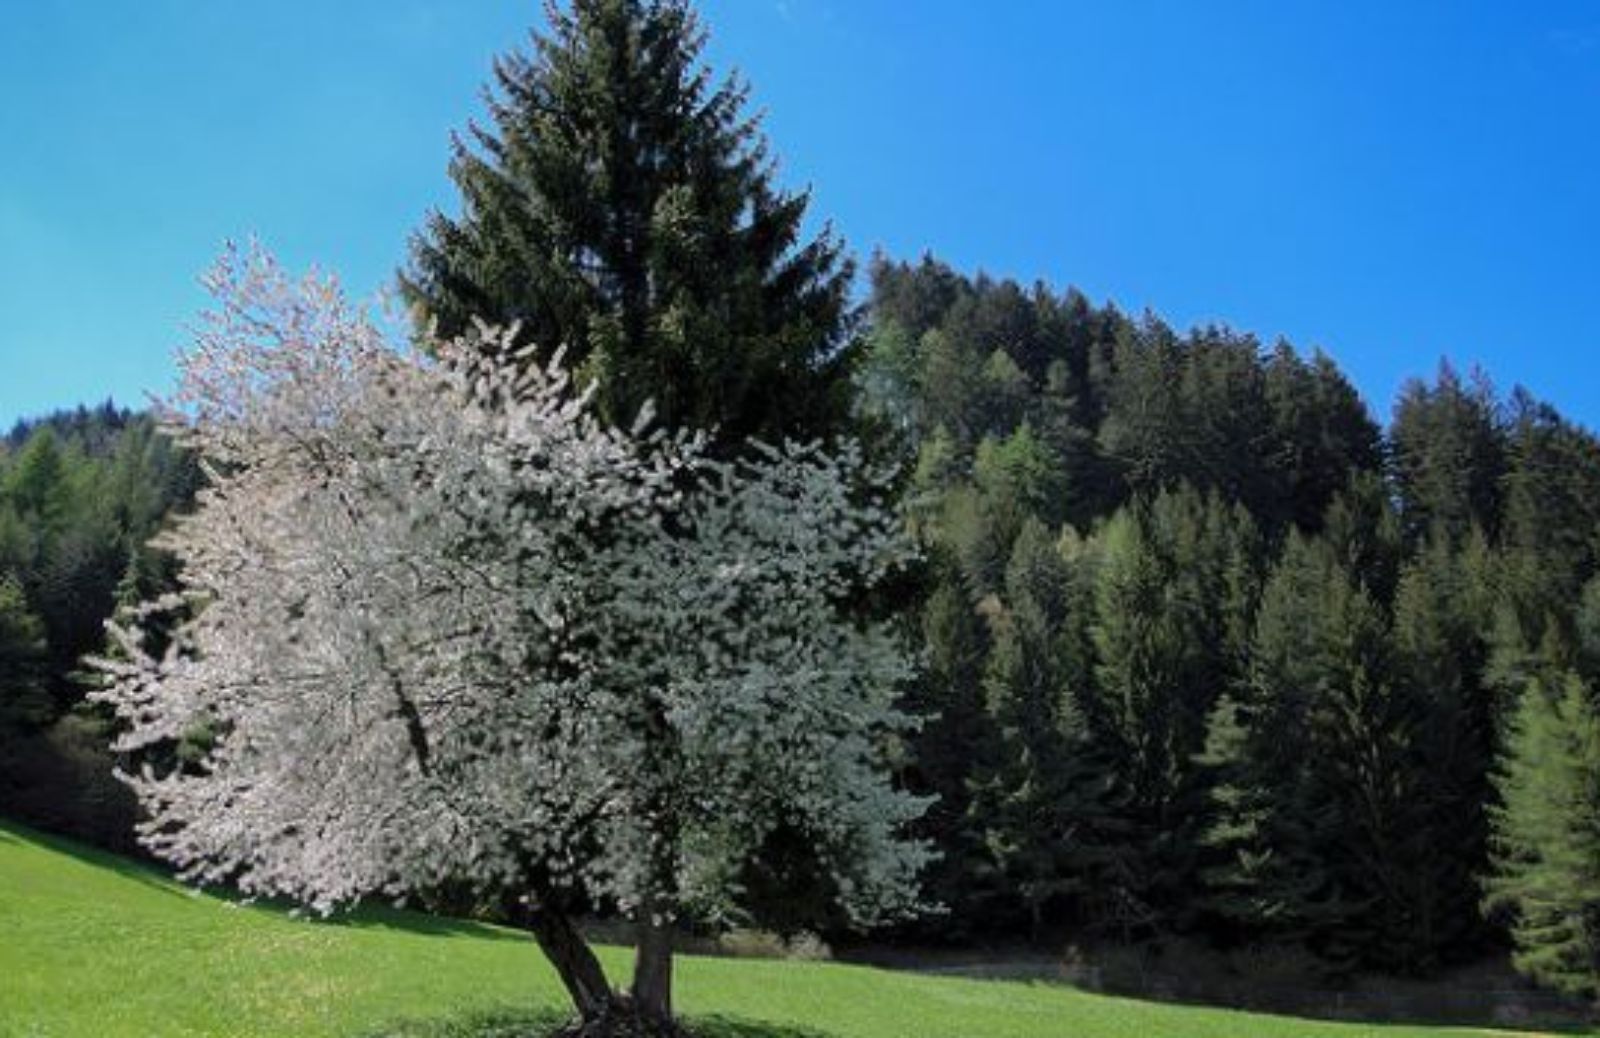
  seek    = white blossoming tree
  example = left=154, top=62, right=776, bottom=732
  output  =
left=92, top=246, right=929, bottom=1035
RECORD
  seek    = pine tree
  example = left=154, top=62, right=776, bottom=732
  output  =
left=1496, top=391, right=1600, bottom=662
left=1486, top=672, right=1600, bottom=998
left=1391, top=529, right=1498, bottom=962
left=403, top=0, right=855, bottom=446
left=1207, top=531, right=1428, bottom=970
left=1262, top=343, right=1384, bottom=532
left=901, top=570, right=996, bottom=938
left=0, top=574, right=49, bottom=734
left=1087, top=486, right=1261, bottom=930
left=1389, top=362, right=1506, bottom=547
left=1201, top=533, right=1350, bottom=949
left=970, top=518, right=1124, bottom=938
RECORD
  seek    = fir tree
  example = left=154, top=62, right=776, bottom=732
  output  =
left=1391, top=530, right=1498, bottom=961
left=901, top=570, right=996, bottom=938
left=1201, top=533, right=1350, bottom=949
left=1389, top=362, right=1506, bottom=547
left=1087, top=486, right=1260, bottom=929
left=1486, top=672, right=1600, bottom=998
left=403, top=0, right=855, bottom=446
left=0, top=574, right=50, bottom=734
left=970, top=518, right=1124, bottom=937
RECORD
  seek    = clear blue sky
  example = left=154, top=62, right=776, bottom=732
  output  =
left=3, top=1, right=1598, bottom=430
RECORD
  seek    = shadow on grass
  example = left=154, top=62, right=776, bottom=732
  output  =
left=364, top=1008, right=566, bottom=1037
left=0, top=814, right=196, bottom=902
left=690, top=1016, right=831, bottom=1038
left=964, top=972, right=1597, bottom=1037
left=366, top=1009, right=832, bottom=1038
left=322, top=902, right=531, bottom=943
left=1, top=814, right=533, bottom=944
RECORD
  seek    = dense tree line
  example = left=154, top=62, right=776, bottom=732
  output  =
left=864, top=256, right=1600, bottom=988
left=0, top=404, right=197, bottom=848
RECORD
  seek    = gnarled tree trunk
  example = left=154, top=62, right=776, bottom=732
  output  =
left=528, top=904, right=614, bottom=1021
left=631, top=906, right=675, bottom=1023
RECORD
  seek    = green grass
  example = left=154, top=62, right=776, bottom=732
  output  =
left=0, top=818, right=1576, bottom=1037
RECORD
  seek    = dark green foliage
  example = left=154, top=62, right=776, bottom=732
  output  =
left=1318, top=470, right=1404, bottom=606
left=1087, top=489, right=1261, bottom=900
left=0, top=410, right=195, bottom=710
left=0, top=407, right=196, bottom=841
left=969, top=519, right=1126, bottom=938
left=1496, top=391, right=1600, bottom=662
left=1391, top=531, right=1499, bottom=961
left=0, top=575, right=50, bottom=733
left=402, top=0, right=855, bottom=447
left=896, top=569, right=995, bottom=938
left=861, top=255, right=1600, bottom=987
left=1203, top=533, right=1429, bottom=971
left=1486, top=670, right=1600, bottom=998
left=1389, top=363, right=1506, bottom=547
left=1262, top=344, right=1384, bottom=532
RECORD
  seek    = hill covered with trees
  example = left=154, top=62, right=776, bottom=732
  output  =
left=0, top=404, right=198, bottom=849
left=861, top=255, right=1600, bottom=991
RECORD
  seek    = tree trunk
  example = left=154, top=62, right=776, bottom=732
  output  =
left=631, top=908, right=674, bottom=1023
left=529, top=904, right=614, bottom=1021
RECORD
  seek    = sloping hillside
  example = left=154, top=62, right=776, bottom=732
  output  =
left=0, top=819, right=1566, bottom=1037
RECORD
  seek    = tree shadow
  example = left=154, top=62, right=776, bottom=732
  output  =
left=0, top=815, right=528, bottom=941
left=0, top=814, right=195, bottom=901
left=689, top=1015, right=831, bottom=1038
left=364, top=1007, right=567, bottom=1037
left=365, top=1009, right=833, bottom=1038
left=322, top=903, right=531, bottom=944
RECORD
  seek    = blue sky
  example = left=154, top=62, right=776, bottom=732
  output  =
left=3, top=1, right=1598, bottom=430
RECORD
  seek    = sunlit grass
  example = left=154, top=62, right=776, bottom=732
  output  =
left=0, top=818, right=1573, bottom=1037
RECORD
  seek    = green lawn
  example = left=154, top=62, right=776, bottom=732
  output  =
left=0, top=818, right=1574, bottom=1038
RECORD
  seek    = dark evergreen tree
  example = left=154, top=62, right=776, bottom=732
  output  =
left=1390, top=362, right=1506, bottom=547
left=1200, top=533, right=1351, bottom=949
left=969, top=519, right=1126, bottom=937
left=1391, top=529, right=1498, bottom=964
left=1098, top=317, right=1187, bottom=496
left=899, top=569, right=996, bottom=939
left=1496, top=390, right=1600, bottom=663
left=1486, top=670, right=1600, bottom=998
left=403, top=0, right=855, bottom=446
left=1087, top=486, right=1261, bottom=931
left=0, top=574, right=50, bottom=735
left=1205, top=530, right=1433, bottom=971
left=1262, top=343, right=1384, bottom=532
left=1320, top=469, right=1404, bottom=606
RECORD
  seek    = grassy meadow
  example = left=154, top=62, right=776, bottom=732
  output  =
left=0, top=818, right=1577, bottom=1038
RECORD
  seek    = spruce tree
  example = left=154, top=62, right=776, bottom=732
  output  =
left=1486, top=672, right=1600, bottom=998
left=903, top=569, right=996, bottom=938
left=1087, top=486, right=1261, bottom=929
left=1208, top=531, right=1429, bottom=970
left=1391, top=530, right=1497, bottom=961
left=1389, top=362, right=1506, bottom=547
left=970, top=518, right=1124, bottom=938
left=1262, top=343, right=1383, bottom=532
left=1201, top=533, right=1350, bottom=949
left=1497, top=391, right=1600, bottom=662
left=403, top=0, right=855, bottom=446
left=0, top=574, right=49, bottom=734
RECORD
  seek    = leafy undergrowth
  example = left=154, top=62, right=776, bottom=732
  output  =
left=0, top=818, right=1578, bottom=1037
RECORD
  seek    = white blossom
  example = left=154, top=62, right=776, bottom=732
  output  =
left=93, top=244, right=930, bottom=929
